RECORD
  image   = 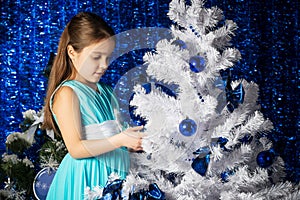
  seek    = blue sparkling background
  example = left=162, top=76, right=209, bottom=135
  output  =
left=0, top=0, right=299, bottom=182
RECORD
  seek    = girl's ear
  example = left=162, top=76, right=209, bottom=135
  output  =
left=67, top=45, right=77, bottom=60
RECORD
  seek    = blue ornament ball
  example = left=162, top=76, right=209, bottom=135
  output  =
left=191, top=154, right=210, bottom=176
left=256, top=150, right=275, bottom=168
left=171, top=39, right=187, bottom=50
left=189, top=56, right=206, bottom=73
left=179, top=118, right=197, bottom=136
left=33, top=167, right=56, bottom=200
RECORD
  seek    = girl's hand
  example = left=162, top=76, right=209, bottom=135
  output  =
left=118, top=126, right=144, bottom=151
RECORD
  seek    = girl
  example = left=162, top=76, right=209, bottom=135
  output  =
left=42, top=12, right=143, bottom=199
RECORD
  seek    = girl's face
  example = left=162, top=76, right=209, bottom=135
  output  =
left=69, top=38, right=115, bottom=87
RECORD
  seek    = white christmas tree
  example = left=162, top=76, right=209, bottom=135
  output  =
left=119, top=0, right=300, bottom=199
left=84, top=0, right=299, bottom=199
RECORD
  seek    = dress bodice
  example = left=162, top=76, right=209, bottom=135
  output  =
left=50, top=80, right=121, bottom=139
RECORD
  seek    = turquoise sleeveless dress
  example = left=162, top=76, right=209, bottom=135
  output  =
left=46, top=80, right=130, bottom=200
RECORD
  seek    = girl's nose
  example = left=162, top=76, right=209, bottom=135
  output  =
left=100, top=62, right=108, bottom=69
left=99, top=60, right=109, bottom=70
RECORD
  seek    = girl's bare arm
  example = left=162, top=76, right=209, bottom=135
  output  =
left=52, top=86, right=143, bottom=159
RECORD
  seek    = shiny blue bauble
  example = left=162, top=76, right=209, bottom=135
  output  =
left=179, top=118, right=197, bottom=136
left=256, top=150, right=275, bottom=168
left=189, top=56, right=206, bottom=73
left=191, top=154, right=210, bottom=176
left=171, top=39, right=187, bottom=50
left=33, top=167, right=56, bottom=200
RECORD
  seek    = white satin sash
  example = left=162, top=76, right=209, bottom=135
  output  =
left=81, top=120, right=121, bottom=140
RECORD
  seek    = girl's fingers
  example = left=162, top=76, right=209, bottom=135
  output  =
left=137, top=139, right=142, bottom=145
left=128, top=126, right=144, bottom=131
left=139, top=132, right=146, bottom=138
left=124, top=126, right=145, bottom=138
left=123, top=131, right=142, bottom=138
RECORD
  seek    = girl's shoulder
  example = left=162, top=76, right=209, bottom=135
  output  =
left=52, top=81, right=77, bottom=102
left=57, top=80, right=114, bottom=96
left=61, top=80, right=112, bottom=90
left=61, top=80, right=78, bottom=88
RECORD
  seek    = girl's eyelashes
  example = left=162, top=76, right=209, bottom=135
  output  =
left=91, top=55, right=111, bottom=62
left=92, top=55, right=101, bottom=60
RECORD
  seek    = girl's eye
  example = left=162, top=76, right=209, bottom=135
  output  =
left=93, top=56, right=101, bottom=60
left=92, top=55, right=101, bottom=60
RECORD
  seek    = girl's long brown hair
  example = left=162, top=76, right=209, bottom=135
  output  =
left=42, top=12, right=115, bottom=135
